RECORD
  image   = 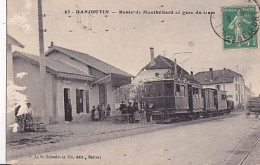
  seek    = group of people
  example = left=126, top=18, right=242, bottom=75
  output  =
left=14, top=102, right=34, bottom=132
left=119, top=101, right=140, bottom=123
left=91, top=104, right=111, bottom=121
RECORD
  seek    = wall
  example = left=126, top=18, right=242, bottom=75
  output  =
left=132, top=69, right=169, bottom=85
left=234, top=75, right=245, bottom=106
left=56, top=79, right=91, bottom=123
left=7, top=45, right=14, bottom=125
left=7, top=45, right=13, bottom=82
left=202, top=76, right=245, bottom=107
left=13, top=57, right=55, bottom=119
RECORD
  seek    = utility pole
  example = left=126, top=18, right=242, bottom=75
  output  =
left=162, top=51, right=167, bottom=57
left=250, top=82, right=252, bottom=98
left=38, top=0, right=49, bottom=124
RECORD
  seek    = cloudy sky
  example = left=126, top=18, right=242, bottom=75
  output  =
left=7, top=0, right=260, bottom=94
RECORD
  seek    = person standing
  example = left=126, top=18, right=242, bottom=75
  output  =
left=26, top=103, right=34, bottom=131
left=133, top=102, right=140, bottom=123
left=15, top=105, right=21, bottom=123
left=65, top=99, right=73, bottom=122
left=101, top=104, right=106, bottom=120
left=106, top=104, right=111, bottom=117
left=97, top=105, right=103, bottom=122
left=94, top=106, right=99, bottom=121
left=119, top=101, right=127, bottom=115
left=91, top=106, right=96, bottom=121
left=128, top=102, right=134, bottom=123
left=146, top=103, right=153, bottom=122
left=16, top=104, right=28, bottom=132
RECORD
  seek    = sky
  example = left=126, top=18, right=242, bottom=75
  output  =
left=7, top=0, right=260, bottom=95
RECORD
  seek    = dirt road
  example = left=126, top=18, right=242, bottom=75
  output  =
left=11, top=112, right=260, bottom=165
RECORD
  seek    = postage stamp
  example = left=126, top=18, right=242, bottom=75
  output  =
left=222, top=6, right=258, bottom=49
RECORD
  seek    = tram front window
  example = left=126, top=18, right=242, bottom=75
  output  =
left=145, top=82, right=163, bottom=97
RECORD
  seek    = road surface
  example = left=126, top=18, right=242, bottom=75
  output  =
left=11, top=112, right=260, bottom=165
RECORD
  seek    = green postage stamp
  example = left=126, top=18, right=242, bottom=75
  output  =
left=222, top=6, right=258, bottom=49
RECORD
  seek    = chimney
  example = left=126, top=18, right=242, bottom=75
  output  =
left=191, top=71, right=193, bottom=76
left=48, top=41, right=54, bottom=48
left=174, top=58, right=177, bottom=76
left=209, top=68, right=213, bottom=80
left=150, top=47, right=155, bottom=66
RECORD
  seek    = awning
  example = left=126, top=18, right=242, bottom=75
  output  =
left=92, top=73, right=131, bottom=87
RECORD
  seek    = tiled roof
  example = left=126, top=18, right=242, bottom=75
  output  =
left=7, top=34, right=24, bottom=48
left=13, top=51, right=95, bottom=81
left=142, top=55, right=199, bottom=84
left=45, top=46, right=133, bottom=77
left=194, top=69, right=242, bottom=85
left=143, top=55, right=189, bottom=75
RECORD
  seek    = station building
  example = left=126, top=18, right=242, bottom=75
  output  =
left=12, top=42, right=132, bottom=123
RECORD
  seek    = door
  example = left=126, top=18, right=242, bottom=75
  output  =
left=64, top=88, right=71, bottom=121
left=76, top=89, right=84, bottom=113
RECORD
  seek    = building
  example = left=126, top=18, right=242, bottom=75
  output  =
left=132, top=48, right=193, bottom=85
left=7, top=34, right=24, bottom=82
left=194, top=68, right=245, bottom=107
left=7, top=34, right=24, bottom=125
left=12, top=43, right=132, bottom=123
left=131, top=47, right=197, bottom=109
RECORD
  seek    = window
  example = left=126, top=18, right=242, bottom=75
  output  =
left=145, top=84, right=156, bottom=97
left=238, top=84, right=240, bottom=92
left=140, top=102, right=145, bottom=110
left=221, top=94, right=226, bottom=100
left=198, top=89, right=202, bottom=98
left=145, top=82, right=163, bottom=97
left=176, top=84, right=180, bottom=97
left=192, top=87, right=199, bottom=98
left=165, top=83, right=174, bottom=96
left=235, top=84, right=237, bottom=91
left=180, top=85, right=185, bottom=96
left=236, top=94, right=238, bottom=101
left=241, top=95, right=243, bottom=102
left=156, top=83, right=163, bottom=96
left=184, top=86, right=187, bottom=97
left=176, top=84, right=180, bottom=92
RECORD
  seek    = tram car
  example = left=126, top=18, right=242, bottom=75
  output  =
left=144, top=78, right=229, bottom=122
left=202, top=88, right=229, bottom=117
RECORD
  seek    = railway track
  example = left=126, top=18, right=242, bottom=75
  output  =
left=224, top=122, right=260, bottom=165
left=239, top=136, right=260, bottom=165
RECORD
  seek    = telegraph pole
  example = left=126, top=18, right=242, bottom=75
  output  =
left=38, top=0, right=49, bottom=124
left=250, top=82, right=252, bottom=98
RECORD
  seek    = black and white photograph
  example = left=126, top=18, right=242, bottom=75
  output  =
left=2, top=0, right=260, bottom=164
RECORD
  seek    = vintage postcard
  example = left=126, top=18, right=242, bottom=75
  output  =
left=5, top=0, right=260, bottom=164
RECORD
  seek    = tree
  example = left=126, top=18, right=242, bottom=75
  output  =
left=115, top=82, right=146, bottom=104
